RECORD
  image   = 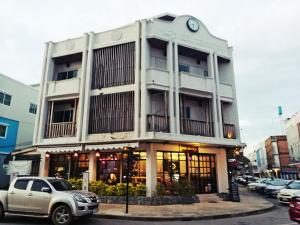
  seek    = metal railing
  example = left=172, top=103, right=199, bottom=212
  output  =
left=180, top=118, right=214, bottom=137
left=147, top=114, right=170, bottom=132
left=223, top=123, right=236, bottom=139
left=45, top=122, right=76, bottom=138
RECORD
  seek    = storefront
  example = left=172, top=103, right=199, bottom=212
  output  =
left=44, top=144, right=223, bottom=194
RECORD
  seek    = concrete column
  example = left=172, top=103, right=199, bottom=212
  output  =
left=146, top=144, right=157, bottom=197
left=33, top=43, right=49, bottom=145
left=76, top=33, right=89, bottom=141
left=228, top=47, right=241, bottom=140
left=88, top=151, right=97, bottom=181
left=167, top=41, right=175, bottom=134
left=174, top=42, right=180, bottom=134
left=208, top=52, right=220, bottom=138
left=81, top=32, right=95, bottom=141
left=216, top=149, right=229, bottom=193
left=39, top=151, right=50, bottom=177
left=140, top=20, right=148, bottom=138
left=213, top=54, right=224, bottom=138
left=37, top=42, right=54, bottom=142
left=134, top=25, right=141, bottom=138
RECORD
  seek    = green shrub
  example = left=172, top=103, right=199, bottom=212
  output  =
left=68, top=178, right=82, bottom=190
left=174, top=179, right=195, bottom=196
left=116, top=183, right=127, bottom=196
left=135, top=183, right=147, bottom=196
left=105, top=185, right=118, bottom=196
left=89, top=180, right=108, bottom=195
left=155, top=182, right=166, bottom=196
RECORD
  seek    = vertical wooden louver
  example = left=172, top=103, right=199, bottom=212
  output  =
left=88, top=91, right=134, bottom=134
left=91, top=42, right=135, bottom=89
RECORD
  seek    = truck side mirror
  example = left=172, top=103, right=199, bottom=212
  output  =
left=41, top=187, right=52, bottom=193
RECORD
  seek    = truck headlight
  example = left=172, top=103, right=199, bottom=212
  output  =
left=73, top=195, right=88, bottom=203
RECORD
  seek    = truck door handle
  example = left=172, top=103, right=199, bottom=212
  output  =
left=9, top=191, right=15, bottom=194
left=27, top=193, right=32, bottom=196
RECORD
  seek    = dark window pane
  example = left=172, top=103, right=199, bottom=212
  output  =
left=4, top=94, right=11, bottom=106
left=0, top=92, right=4, bottom=103
left=57, top=72, right=67, bottom=81
left=0, top=125, right=7, bottom=137
left=31, top=180, right=50, bottom=192
left=185, top=107, right=191, bottom=119
left=14, top=179, right=29, bottom=190
left=67, top=70, right=77, bottom=79
left=179, top=64, right=189, bottom=73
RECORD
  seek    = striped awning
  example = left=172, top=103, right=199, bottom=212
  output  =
left=85, top=142, right=139, bottom=151
left=37, top=146, right=82, bottom=153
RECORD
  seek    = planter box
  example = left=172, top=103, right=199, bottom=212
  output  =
left=99, top=195, right=199, bottom=205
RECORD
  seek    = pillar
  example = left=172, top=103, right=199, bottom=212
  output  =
left=213, top=53, right=224, bottom=138
left=217, top=149, right=229, bottom=193
left=134, top=27, right=141, bottom=138
left=37, top=42, right=54, bottom=142
left=167, top=41, right=175, bottom=134
left=88, top=151, right=97, bottom=181
left=39, top=151, right=50, bottom=177
left=146, top=144, right=157, bottom=197
left=81, top=32, right=95, bottom=141
left=76, top=33, right=89, bottom=141
left=208, top=52, right=220, bottom=138
left=33, top=43, right=49, bottom=145
left=140, top=20, right=148, bottom=138
left=174, top=42, right=180, bottom=134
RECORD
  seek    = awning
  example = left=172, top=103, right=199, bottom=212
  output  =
left=37, top=146, right=82, bottom=153
left=85, top=142, right=139, bottom=151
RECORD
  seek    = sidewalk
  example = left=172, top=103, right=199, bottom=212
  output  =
left=96, top=187, right=274, bottom=221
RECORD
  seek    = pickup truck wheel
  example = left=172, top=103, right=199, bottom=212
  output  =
left=51, top=205, right=73, bottom=225
left=0, top=203, right=4, bottom=221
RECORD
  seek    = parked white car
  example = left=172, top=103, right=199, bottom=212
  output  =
left=264, top=180, right=293, bottom=197
left=247, top=178, right=269, bottom=191
left=278, top=181, right=300, bottom=204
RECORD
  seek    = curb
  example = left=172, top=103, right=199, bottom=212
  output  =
left=95, top=204, right=275, bottom=221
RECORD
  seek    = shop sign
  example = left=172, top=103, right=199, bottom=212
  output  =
left=179, top=146, right=198, bottom=153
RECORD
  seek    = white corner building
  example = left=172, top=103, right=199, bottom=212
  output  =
left=34, top=13, right=242, bottom=196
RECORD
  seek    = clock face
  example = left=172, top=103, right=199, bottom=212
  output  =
left=187, top=18, right=199, bottom=32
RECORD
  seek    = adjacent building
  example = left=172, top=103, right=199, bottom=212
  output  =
left=265, top=135, right=297, bottom=179
left=34, top=13, right=242, bottom=196
left=0, top=73, right=38, bottom=187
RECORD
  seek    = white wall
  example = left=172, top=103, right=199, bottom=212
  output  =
left=285, top=112, right=300, bottom=161
left=0, top=73, right=38, bottom=148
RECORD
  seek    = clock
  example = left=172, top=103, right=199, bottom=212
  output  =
left=187, top=18, right=199, bottom=32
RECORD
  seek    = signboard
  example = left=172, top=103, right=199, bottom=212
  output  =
left=179, top=146, right=198, bottom=153
left=10, top=172, right=19, bottom=184
left=7, top=160, right=32, bottom=175
left=82, top=172, right=89, bottom=192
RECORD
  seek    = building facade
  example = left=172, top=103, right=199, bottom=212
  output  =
left=0, top=73, right=38, bottom=187
left=265, top=135, right=297, bottom=179
left=34, top=13, right=242, bottom=196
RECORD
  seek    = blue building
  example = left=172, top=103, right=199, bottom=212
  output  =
left=0, top=73, right=38, bottom=188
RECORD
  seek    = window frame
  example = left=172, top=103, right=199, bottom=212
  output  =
left=14, top=179, right=30, bottom=190
left=29, top=103, right=37, bottom=114
left=56, top=69, right=78, bottom=81
left=31, top=179, right=51, bottom=192
left=0, top=91, right=12, bottom=106
left=0, top=123, right=8, bottom=139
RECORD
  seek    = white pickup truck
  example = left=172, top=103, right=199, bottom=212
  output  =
left=0, top=177, right=99, bottom=225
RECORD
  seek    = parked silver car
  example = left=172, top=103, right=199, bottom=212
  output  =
left=0, top=177, right=99, bottom=225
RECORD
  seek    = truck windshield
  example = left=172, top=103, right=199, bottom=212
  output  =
left=47, top=179, right=73, bottom=191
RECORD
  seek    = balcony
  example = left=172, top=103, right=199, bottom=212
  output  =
left=223, top=123, right=236, bottom=139
left=180, top=72, right=214, bottom=93
left=180, top=118, right=214, bottom=137
left=147, top=114, right=169, bottom=132
left=45, top=122, right=76, bottom=138
left=219, top=83, right=234, bottom=99
left=47, top=77, right=80, bottom=97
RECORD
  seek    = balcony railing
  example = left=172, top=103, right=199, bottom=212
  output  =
left=45, top=122, right=76, bottom=138
left=180, top=118, right=214, bottom=137
left=147, top=114, right=169, bottom=133
left=223, top=123, right=236, bottom=139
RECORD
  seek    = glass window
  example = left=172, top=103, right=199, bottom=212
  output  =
left=0, top=92, right=11, bottom=106
left=47, top=179, right=73, bottom=191
left=31, top=180, right=50, bottom=192
left=179, top=64, right=190, bottom=73
left=14, top=179, right=29, bottom=190
left=185, top=107, right=191, bottom=119
left=0, top=124, right=7, bottom=138
left=97, top=152, right=121, bottom=184
left=4, top=94, right=11, bottom=106
left=29, top=103, right=37, bottom=114
left=56, top=70, right=78, bottom=81
left=71, top=153, right=89, bottom=178
left=53, top=110, right=73, bottom=123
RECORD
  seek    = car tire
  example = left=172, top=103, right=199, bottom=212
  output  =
left=51, top=204, right=73, bottom=225
left=0, top=203, right=4, bottom=221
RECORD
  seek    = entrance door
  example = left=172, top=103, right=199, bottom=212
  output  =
left=189, top=154, right=217, bottom=193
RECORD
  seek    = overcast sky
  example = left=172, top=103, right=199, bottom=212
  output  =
left=1, top=0, right=299, bottom=154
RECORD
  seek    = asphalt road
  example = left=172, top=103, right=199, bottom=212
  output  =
left=0, top=196, right=297, bottom=225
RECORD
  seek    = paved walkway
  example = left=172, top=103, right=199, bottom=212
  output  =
left=96, top=187, right=274, bottom=220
